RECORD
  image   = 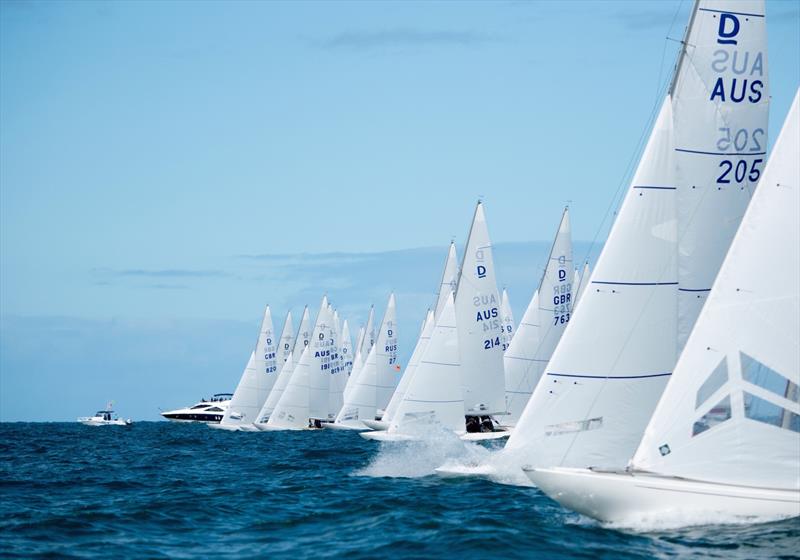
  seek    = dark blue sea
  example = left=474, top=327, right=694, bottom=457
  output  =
left=1, top=423, right=798, bottom=559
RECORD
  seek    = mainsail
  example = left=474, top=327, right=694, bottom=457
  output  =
left=507, top=0, right=769, bottom=469
left=455, top=201, right=506, bottom=415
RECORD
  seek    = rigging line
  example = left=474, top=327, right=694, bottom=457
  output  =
left=579, top=1, right=687, bottom=270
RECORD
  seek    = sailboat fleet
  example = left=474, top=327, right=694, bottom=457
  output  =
left=161, top=0, right=798, bottom=525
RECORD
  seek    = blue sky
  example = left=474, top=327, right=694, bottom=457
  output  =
left=1, top=0, right=798, bottom=421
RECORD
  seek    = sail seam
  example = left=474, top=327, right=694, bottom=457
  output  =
left=547, top=372, right=673, bottom=380
left=697, top=7, right=764, bottom=18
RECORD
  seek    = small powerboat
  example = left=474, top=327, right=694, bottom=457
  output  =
left=78, top=407, right=131, bottom=426
left=160, top=393, right=232, bottom=423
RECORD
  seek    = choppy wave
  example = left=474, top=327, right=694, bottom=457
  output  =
left=0, top=423, right=797, bottom=559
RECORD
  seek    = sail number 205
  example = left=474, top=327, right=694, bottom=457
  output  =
left=717, top=158, right=763, bottom=184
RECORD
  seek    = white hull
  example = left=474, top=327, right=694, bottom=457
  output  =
left=524, top=467, right=800, bottom=523
left=361, top=419, right=389, bottom=431
left=322, top=421, right=369, bottom=431
left=460, top=430, right=510, bottom=442
left=359, top=431, right=418, bottom=442
left=78, top=418, right=131, bottom=427
left=257, top=424, right=309, bottom=432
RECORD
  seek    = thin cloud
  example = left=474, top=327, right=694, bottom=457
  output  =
left=93, top=268, right=230, bottom=279
left=316, top=29, right=499, bottom=50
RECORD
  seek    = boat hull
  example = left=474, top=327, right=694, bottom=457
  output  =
left=460, top=430, right=510, bottom=441
left=322, top=421, right=369, bottom=431
left=524, top=467, right=800, bottom=523
left=359, top=431, right=416, bottom=442
left=361, top=420, right=389, bottom=431
left=78, top=419, right=131, bottom=426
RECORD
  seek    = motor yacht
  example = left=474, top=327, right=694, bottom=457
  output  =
left=160, top=393, right=232, bottom=424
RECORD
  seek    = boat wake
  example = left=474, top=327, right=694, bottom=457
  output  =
left=597, top=510, right=797, bottom=532
left=355, top=427, right=488, bottom=479
left=435, top=446, right=534, bottom=487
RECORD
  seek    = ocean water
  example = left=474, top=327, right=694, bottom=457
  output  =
left=1, top=423, right=798, bottom=559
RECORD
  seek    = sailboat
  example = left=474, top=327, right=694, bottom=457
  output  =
left=327, top=294, right=398, bottom=430
left=254, top=306, right=310, bottom=427
left=213, top=306, right=278, bottom=431
left=506, top=0, right=769, bottom=472
left=363, top=202, right=509, bottom=441
left=363, top=292, right=464, bottom=441
left=502, top=207, right=574, bottom=430
left=526, top=90, right=799, bottom=522
left=362, top=241, right=459, bottom=431
left=263, top=297, right=331, bottom=431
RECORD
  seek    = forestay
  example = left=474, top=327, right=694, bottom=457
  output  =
left=633, top=90, right=799, bottom=489
left=507, top=0, right=769, bottom=469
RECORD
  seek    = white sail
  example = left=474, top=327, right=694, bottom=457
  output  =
left=342, top=325, right=364, bottom=403
left=361, top=305, right=376, bottom=357
left=328, top=315, right=346, bottom=419
left=257, top=350, right=295, bottom=423
left=383, top=310, right=434, bottom=423
left=336, top=294, right=398, bottom=423
left=375, top=293, right=399, bottom=411
left=308, top=296, right=335, bottom=420
left=574, top=262, right=591, bottom=310
left=503, top=290, right=540, bottom=426
left=507, top=1, right=769, bottom=469
left=454, top=202, right=505, bottom=415
left=500, top=289, right=515, bottom=351
left=502, top=207, right=574, bottom=427
left=434, top=242, right=459, bottom=319
left=340, top=320, right=354, bottom=378
left=632, top=90, right=799, bottom=489
left=221, top=306, right=277, bottom=427
left=267, top=346, right=311, bottom=430
left=354, top=325, right=366, bottom=361
left=276, top=311, right=294, bottom=367
left=336, top=343, right=379, bottom=425
left=258, top=306, right=311, bottom=422
left=389, top=292, right=464, bottom=434
left=674, top=0, right=769, bottom=349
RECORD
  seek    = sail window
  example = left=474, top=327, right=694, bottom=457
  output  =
left=692, top=395, right=731, bottom=436
left=695, top=358, right=728, bottom=409
left=544, top=417, right=603, bottom=436
left=740, top=353, right=799, bottom=403
left=743, top=392, right=800, bottom=433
